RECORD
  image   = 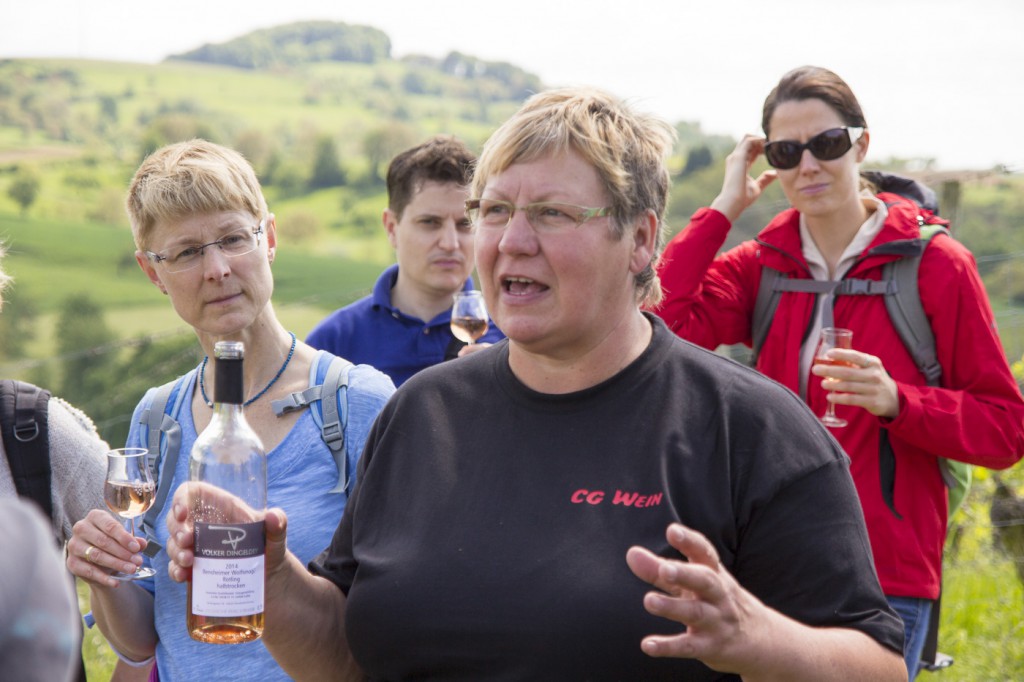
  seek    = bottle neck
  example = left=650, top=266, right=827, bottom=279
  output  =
left=210, top=401, right=245, bottom=420
left=214, top=356, right=245, bottom=405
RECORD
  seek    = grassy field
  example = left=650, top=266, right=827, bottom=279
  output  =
left=937, top=473, right=1024, bottom=680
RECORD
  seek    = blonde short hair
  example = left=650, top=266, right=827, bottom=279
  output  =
left=126, top=139, right=268, bottom=250
left=472, top=88, right=675, bottom=307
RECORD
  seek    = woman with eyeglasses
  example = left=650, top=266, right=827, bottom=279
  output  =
left=156, top=88, right=906, bottom=681
left=66, top=139, right=394, bottom=681
left=653, top=65, right=1024, bottom=679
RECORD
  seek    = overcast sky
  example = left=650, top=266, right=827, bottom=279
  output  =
left=2, top=0, right=1021, bottom=170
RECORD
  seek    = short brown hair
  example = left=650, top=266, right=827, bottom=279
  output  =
left=762, top=66, right=868, bottom=137
left=126, top=139, right=268, bottom=250
left=386, top=136, right=475, bottom=219
left=472, top=87, right=675, bottom=307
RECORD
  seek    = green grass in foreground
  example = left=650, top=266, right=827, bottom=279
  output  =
left=936, top=478, right=1024, bottom=681
left=940, top=555, right=1024, bottom=680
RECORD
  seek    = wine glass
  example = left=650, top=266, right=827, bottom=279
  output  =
left=450, top=290, right=489, bottom=345
left=814, top=327, right=855, bottom=428
left=103, top=447, right=157, bottom=580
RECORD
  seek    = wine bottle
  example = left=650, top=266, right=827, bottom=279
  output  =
left=187, top=341, right=267, bottom=644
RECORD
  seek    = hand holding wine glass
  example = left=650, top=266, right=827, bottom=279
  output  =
left=814, top=327, right=855, bottom=428
left=103, top=447, right=157, bottom=580
left=451, top=290, right=489, bottom=345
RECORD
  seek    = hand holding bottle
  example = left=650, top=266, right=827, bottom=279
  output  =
left=166, top=487, right=289, bottom=586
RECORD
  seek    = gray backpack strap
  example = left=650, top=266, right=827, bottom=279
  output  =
left=751, top=266, right=783, bottom=366
left=139, top=375, right=188, bottom=558
left=882, top=226, right=963, bottom=490
left=322, top=358, right=352, bottom=493
left=270, top=356, right=353, bottom=493
left=752, top=266, right=902, bottom=366
left=882, top=227, right=947, bottom=388
left=752, top=268, right=841, bottom=365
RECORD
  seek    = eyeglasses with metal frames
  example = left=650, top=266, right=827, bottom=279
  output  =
left=762, top=126, right=865, bottom=170
left=465, top=199, right=612, bottom=233
left=145, top=216, right=267, bottom=273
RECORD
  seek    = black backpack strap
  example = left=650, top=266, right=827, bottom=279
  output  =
left=0, top=380, right=53, bottom=522
left=1, top=381, right=87, bottom=682
left=140, top=376, right=188, bottom=558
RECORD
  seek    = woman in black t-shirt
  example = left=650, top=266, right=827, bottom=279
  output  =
left=162, top=87, right=906, bottom=682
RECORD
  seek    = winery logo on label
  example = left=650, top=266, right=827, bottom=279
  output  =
left=195, top=520, right=265, bottom=559
left=210, top=525, right=247, bottom=551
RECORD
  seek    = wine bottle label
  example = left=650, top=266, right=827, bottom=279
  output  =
left=192, top=520, right=265, bottom=617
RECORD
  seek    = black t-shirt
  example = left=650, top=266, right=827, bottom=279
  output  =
left=311, top=315, right=903, bottom=680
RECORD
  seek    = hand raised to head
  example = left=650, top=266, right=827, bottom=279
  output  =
left=710, top=135, right=778, bottom=223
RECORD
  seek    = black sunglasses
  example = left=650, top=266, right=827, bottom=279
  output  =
left=763, top=126, right=864, bottom=170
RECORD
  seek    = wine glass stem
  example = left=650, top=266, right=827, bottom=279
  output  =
left=826, top=393, right=837, bottom=420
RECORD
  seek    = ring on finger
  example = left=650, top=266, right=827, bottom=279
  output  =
left=84, top=545, right=96, bottom=563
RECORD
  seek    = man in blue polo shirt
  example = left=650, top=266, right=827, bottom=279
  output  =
left=307, top=135, right=503, bottom=386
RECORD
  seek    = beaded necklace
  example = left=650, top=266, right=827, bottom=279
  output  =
left=199, top=332, right=297, bottom=408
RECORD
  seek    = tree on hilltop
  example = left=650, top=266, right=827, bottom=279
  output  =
left=167, top=21, right=391, bottom=69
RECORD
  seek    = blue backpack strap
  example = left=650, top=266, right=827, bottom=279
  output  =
left=320, top=357, right=352, bottom=493
left=139, top=369, right=194, bottom=558
left=270, top=352, right=353, bottom=492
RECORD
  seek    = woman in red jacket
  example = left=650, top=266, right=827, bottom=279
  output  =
left=652, top=65, right=1024, bottom=679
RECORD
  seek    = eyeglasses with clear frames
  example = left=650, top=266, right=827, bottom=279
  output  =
left=145, top=216, right=267, bottom=273
left=465, top=199, right=612, bottom=234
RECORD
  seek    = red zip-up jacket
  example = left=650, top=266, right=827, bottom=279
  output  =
left=653, top=195, right=1024, bottom=599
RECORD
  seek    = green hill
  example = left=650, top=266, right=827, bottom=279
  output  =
left=0, top=23, right=550, bottom=444
left=2, top=20, right=1024, bottom=445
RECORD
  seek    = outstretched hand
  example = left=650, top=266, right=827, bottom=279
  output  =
left=627, top=523, right=906, bottom=681
left=709, top=135, right=777, bottom=223
left=626, top=523, right=772, bottom=675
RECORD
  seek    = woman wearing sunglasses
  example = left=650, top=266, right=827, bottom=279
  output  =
left=653, top=65, right=1024, bottom=680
